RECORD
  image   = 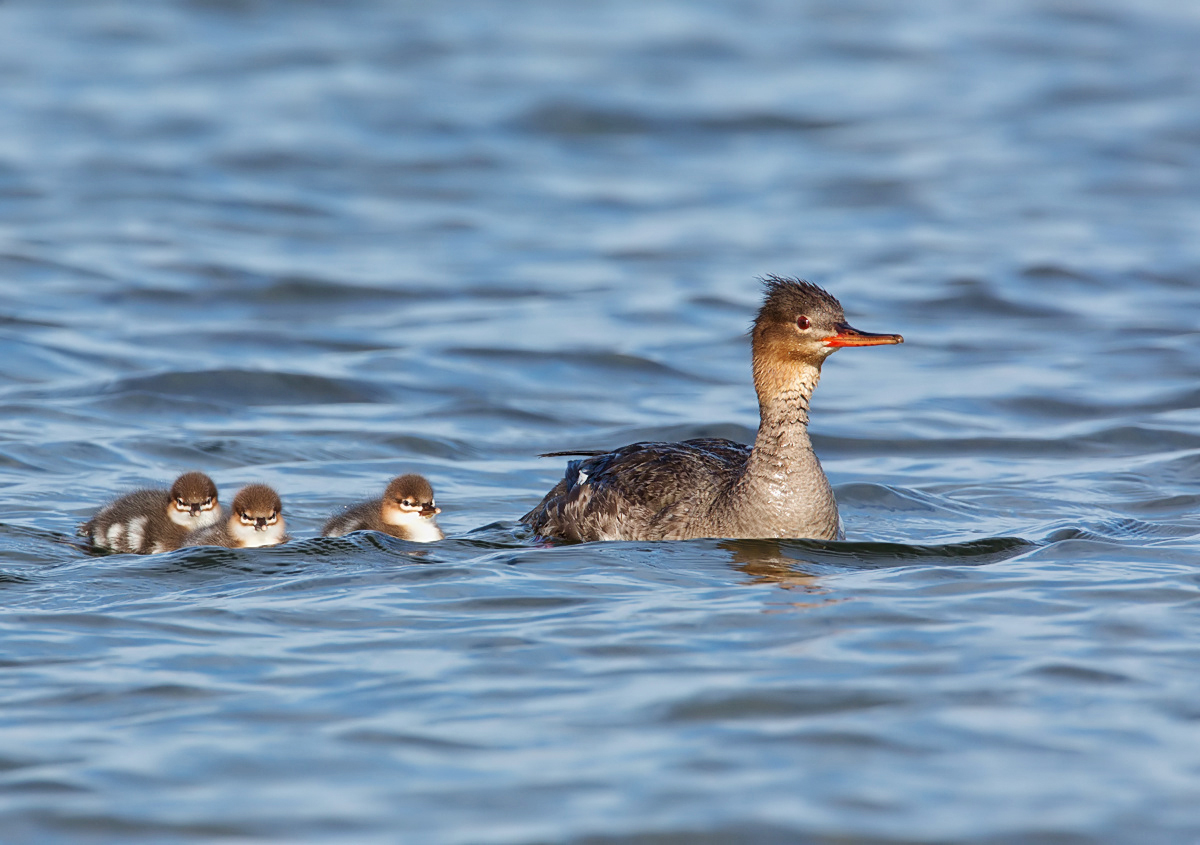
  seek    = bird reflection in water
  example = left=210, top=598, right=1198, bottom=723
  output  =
left=719, top=538, right=834, bottom=604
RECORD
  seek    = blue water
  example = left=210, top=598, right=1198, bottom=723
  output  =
left=2, top=0, right=1200, bottom=842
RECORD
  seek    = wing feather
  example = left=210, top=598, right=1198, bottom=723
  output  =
left=521, top=439, right=750, bottom=541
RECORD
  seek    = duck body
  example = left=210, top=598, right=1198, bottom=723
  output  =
left=521, top=277, right=900, bottom=543
left=82, top=489, right=189, bottom=554
left=524, top=432, right=837, bottom=542
left=80, top=471, right=221, bottom=554
left=525, top=440, right=754, bottom=541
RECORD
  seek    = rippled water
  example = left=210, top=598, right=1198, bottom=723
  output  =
left=2, top=0, right=1200, bottom=842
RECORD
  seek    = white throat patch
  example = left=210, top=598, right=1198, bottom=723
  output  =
left=383, top=507, right=443, bottom=542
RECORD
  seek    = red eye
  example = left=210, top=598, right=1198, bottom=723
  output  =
left=797, top=316, right=811, bottom=330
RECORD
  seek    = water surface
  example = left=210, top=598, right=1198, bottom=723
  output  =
left=1, top=1, right=1200, bottom=842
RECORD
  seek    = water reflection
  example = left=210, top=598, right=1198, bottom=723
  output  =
left=1, top=0, right=1199, bottom=841
left=720, top=538, right=825, bottom=592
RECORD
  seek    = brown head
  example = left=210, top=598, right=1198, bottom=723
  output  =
left=230, top=483, right=283, bottom=532
left=168, top=471, right=221, bottom=526
left=750, top=276, right=902, bottom=406
left=381, top=474, right=440, bottom=519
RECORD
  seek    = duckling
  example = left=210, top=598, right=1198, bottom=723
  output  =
left=183, top=483, right=288, bottom=548
left=80, top=471, right=221, bottom=554
left=322, top=474, right=444, bottom=542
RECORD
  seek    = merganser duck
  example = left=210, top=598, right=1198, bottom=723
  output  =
left=521, top=277, right=902, bottom=542
left=183, top=483, right=288, bottom=548
left=80, top=471, right=221, bottom=554
left=322, top=474, right=444, bottom=542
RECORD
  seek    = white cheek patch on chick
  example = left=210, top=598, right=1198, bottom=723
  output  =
left=384, top=507, right=423, bottom=526
left=170, top=501, right=220, bottom=528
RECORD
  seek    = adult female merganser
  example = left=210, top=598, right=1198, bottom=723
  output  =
left=183, top=483, right=288, bottom=548
left=80, top=471, right=221, bottom=554
left=322, top=474, right=444, bottom=542
left=521, top=277, right=902, bottom=542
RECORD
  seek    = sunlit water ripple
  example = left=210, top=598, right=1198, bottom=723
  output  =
left=1, top=0, right=1199, bottom=842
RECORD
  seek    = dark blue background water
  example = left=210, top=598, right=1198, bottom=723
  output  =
left=2, top=1, right=1199, bottom=842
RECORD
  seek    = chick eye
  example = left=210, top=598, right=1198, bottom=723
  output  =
left=797, top=316, right=811, bottom=330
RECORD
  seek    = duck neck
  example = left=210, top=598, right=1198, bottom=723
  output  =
left=721, top=356, right=840, bottom=539
left=747, top=359, right=821, bottom=476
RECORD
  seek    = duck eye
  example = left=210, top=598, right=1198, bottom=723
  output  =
left=796, top=316, right=811, bottom=330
